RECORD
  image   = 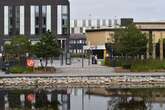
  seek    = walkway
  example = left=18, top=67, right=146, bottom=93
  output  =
left=1, top=58, right=165, bottom=78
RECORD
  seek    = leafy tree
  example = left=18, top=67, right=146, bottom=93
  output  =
left=4, top=35, right=31, bottom=62
left=113, top=24, right=148, bottom=57
left=32, top=31, right=61, bottom=67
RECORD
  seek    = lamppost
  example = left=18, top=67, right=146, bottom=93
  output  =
left=0, top=46, right=3, bottom=70
left=82, top=47, right=84, bottom=68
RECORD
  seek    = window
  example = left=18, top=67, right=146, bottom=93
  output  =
left=79, top=40, right=82, bottom=44
left=15, top=6, right=20, bottom=35
left=88, top=20, right=92, bottom=27
left=35, top=28, right=39, bottom=34
left=62, top=27, right=67, bottom=35
left=42, top=6, right=47, bottom=17
left=62, top=6, right=67, bottom=14
left=108, top=19, right=112, bottom=27
left=74, top=20, right=77, bottom=27
left=42, top=28, right=46, bottom=33
left=35, top=17, right=39, bottom=26
left=71, top=28, right=74, bottom=34
left=8, top=6, right=13, bottom=35
left=97, top=19, right=100, bottom=27
left=35, top=6, right=39, bottom=34
left=102, top=19, right=106, bottom=26
left=42, top=17, right=46, bottom=25
left=35, top=6, right=39, bottom=16
left=80, top=27, right=83, bottom=33
left=57, top=5, right=68, bottom=35
left=42, top=6, right=47, bottom=33
left=82, top=20, right=86, bottom=27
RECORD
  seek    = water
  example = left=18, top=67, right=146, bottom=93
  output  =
left=1, top=87, right=165, bottom=110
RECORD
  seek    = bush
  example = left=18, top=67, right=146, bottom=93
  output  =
left=131, top=59, right=165, bottom=72
left=9, top=65, right=33, bottom=74
left=105, top=58, right=165, bottom=72
left=122, top=63, right=132, bottom=69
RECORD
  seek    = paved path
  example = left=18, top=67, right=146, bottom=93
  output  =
left=1, top=58, right=165, bottom=78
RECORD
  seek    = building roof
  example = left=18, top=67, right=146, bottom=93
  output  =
left=134, top=21, right=165, bottom=25
left=70, top=34, right=86, bottom=40
left=86, top=24, right=165, bottom=33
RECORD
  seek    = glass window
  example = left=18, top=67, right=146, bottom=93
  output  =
left=80, top=27, right=83, bottom=33
left=82, top=20, right=86, bottom=27
left=74, top=20, right=77, bottom=27
left=35, top=17, right=39, bottom=25
left=8, top=6, right=13, bottom=35
left=42, top=6, right=47, bottom=17
left=15, top=6, right=20, bottom=35
left=102, top=19, right=106, bottom=26
left=42, top=17, right=46, bottom=25
left=62, top=27, right=67, bottom=35
left=88, top=20, right=91, bottom=27
left=35, top=28, right=39, bottom=34
left=35, top=6, right=39, bottom=16
left=42, top=28, right=46, bottom=33
left=71, top=28, right=74, bottom=34
left=61, top=6, right=67, bottom=14
left=79, top=40, right=82, bottom=44
left=97, top=19, right=100, bottom=27
left=35, top=6, right=39, bottom=34
left=108, top=19, right=112, bottom=27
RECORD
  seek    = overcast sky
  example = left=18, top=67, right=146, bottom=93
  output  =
left=70, top=0, right=165, bottom=21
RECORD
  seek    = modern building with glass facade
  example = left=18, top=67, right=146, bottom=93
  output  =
left=0, top=0, right=70, bottom=51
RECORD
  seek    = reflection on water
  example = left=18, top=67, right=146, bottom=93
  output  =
left=1, top=87, right=165, bottom=110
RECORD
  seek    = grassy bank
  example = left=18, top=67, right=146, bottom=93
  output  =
left=8, top=65, right=56, bottom=74
left=131, top=60, right=165, bottom=72
left=105, top=59, right=165, bottom=72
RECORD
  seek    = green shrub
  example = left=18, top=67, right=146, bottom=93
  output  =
left=9, top=65, right=33, bottom=73
left=122, top=63, right=132, bottom=69
left=105, top=58, right=165, bottom=72
left=131, top=59, right=165, bottom=72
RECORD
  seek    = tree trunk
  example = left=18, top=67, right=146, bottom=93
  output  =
left=40, top=59, right=44, bottom=68
left=45, top=57, right=48, bottom=68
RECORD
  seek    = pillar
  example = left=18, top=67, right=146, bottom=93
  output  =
left=146, top=34, right=150, bottom=59
left=60, top=40, right=63, bottom=48
left=152, top=33, right=156, bottom=59
left=160, top=32, right=163, bottom=61
left=104, top=49, right=107, bottom=61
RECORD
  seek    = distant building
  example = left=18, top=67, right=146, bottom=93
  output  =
left=85, top=21, right=165, bottom=59
left=69, top=34, right=86, bottom=54
left=70, top=19, right=121, bottom=34
left=69, top=19, right=119, bottom=54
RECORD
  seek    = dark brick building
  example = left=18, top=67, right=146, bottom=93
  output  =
left=0, top=0, right=70, bottom=52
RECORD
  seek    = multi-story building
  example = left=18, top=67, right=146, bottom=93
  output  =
left=0, top=0, right=70, bottom=52
left=69, top=34, right=86, bottom=54
left=69, top=19, right=119, bottom=54
left=70, top=19, right=120, bottom=34
left=85, top=21, right=165, bottom=60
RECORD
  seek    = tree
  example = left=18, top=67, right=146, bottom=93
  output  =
left=113, top=24, right=148, bottom=58
left=4, top=35, right=31, bottom=62
left=32, top=31, right=61, bottom=68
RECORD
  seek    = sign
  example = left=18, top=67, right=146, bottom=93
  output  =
left=27, top=58, right=35, bottom=67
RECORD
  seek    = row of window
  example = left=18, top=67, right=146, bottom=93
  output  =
left=69, top=49, right=83, bottom=53
left=72, top=19, right=112, bottom=27
left=4, top=5, right=69, bottom=36
left=69, top=40, right=86, bottom=44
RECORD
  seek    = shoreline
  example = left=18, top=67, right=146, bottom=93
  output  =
left=1, top=76, right=165, bottom=89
